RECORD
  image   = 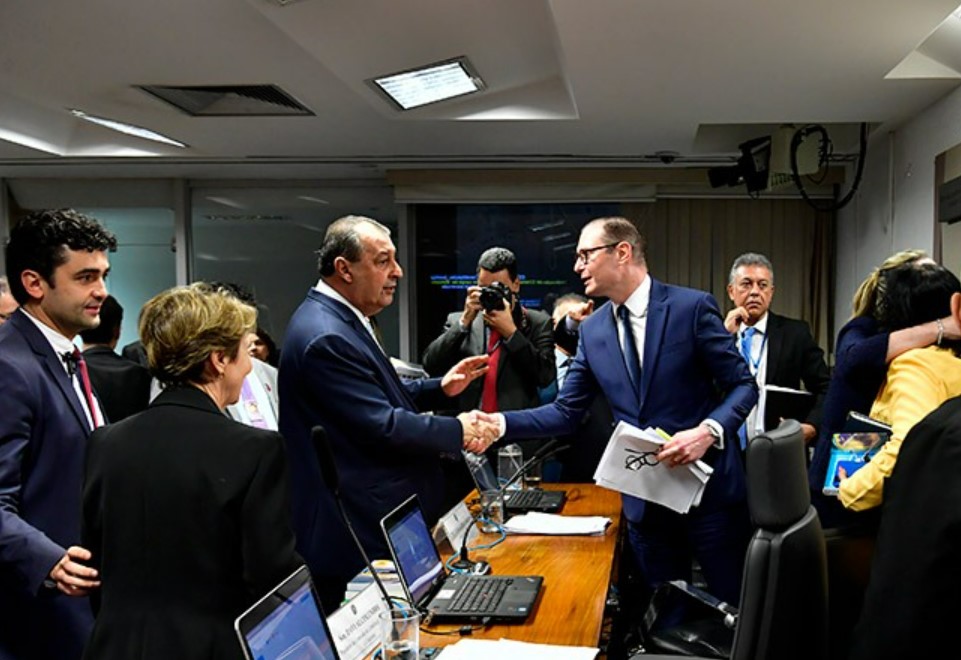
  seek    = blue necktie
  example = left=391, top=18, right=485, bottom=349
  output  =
left=738, top=326, right=757, bottom=449
left=618, top=305, right=641, bottom=397
left=739, top=326, right=756, bottom=367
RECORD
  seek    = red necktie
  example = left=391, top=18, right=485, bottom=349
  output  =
left=480, top=329, right=501, bottom=412
left=73, top=348, right=101, bottom=429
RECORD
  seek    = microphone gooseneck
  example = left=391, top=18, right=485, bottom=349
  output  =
left=311, top=426, right=397, bottom=611
left=451, top=440, right=571, bottom=572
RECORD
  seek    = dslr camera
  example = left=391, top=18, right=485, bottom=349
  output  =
left=479, top=281, right=513, bottom=313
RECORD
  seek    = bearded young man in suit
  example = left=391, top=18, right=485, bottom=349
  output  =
left=279, top=215, right=495, bottom=612
left=0, top=209, right=115, bottom=660
left=476, top=216, right=758, bottom=606
left=724, top=252, right=831, bottom=446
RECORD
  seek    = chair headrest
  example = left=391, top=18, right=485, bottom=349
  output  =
left=746, top=419, right=810, bottom=529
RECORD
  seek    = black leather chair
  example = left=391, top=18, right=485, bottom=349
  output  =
left=635, top=420, right=829, bottom=660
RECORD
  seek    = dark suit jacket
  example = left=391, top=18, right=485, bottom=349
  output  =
left=82, top=345, right=151, bottom=422
left=81, top=386, right=301, bottom=660
left=422, top=308, right=555, bottom=412
left=503, top=278, right=758, bottom=522
left=762, top=312, right=831, bottom=431
left=278, top=289, right=462, bottom=594
left=848, top=396, right=961, bottom=660
left=0, top=310, right=96, bottom=660
left=120, top=340, right=147, bottom=368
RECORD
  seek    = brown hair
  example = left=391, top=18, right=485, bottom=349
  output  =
left=139, top=283, right=256, bottom=387
left=586, top=217, right=646, bottom=264
left=851, top=249, right=928, bottom=319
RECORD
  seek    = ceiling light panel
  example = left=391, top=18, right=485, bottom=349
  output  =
left=369, top=56, right=485, bottom=111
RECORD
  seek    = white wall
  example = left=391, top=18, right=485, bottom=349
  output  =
left=835, top=83, right=961, bottom=344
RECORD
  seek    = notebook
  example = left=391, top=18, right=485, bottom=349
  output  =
left=463, top=451, right=566, bottom=514
left=380, top=495, right=543, bottom=623
left=235, top=565, right=339, bottom=660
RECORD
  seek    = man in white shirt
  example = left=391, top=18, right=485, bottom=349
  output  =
left=278, top=215, right=494, bottom=610
left=0, top=209, right=114, bottom=659
left=724, top=252, right=830, bottom=445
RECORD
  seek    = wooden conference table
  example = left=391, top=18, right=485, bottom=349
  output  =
left=421, top=483, right=622, bottom=649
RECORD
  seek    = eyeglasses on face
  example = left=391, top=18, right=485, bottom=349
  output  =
left=575, top=242, right=620, bottom=265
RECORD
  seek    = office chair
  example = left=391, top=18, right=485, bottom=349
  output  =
left=634, top=420, right=829, bottom=660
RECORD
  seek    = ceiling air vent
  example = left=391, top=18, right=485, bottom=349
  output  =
left=137, top=84, right=313, bottom=117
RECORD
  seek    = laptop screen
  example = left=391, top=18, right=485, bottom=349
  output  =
left=236, top=566, right=338, bottom=660
left=382, top=497, right=445, bottom=605
left=463, top=451, right=499, bottom=492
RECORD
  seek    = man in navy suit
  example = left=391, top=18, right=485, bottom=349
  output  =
left=723, top=252, right=830, bottom=446
left=0, top=209, right=115, bottom=659
left=279, top=215, right=492, bottom=611
left=478, top=217, right=758, bottom=605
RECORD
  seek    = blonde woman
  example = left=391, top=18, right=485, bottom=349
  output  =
left=810, top=250, right=960, bottom=525
left=836, top=261, right=961, bottom=510
left=81, top=284, right=301, bottom=660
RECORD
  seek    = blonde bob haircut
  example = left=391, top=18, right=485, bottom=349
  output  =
left=139, top=282, right=257, bottom=387
left=850, top=249, right=928, bottom=319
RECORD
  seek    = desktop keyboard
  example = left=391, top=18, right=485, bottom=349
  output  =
left=449, top=577, right=511, bottom=614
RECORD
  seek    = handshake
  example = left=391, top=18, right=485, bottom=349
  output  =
left=457, top=410, right=501, bottom=454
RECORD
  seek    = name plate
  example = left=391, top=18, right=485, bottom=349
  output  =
left=436, top=500, right=478, bottom=554
left=328, top=583, right=389, bottom=660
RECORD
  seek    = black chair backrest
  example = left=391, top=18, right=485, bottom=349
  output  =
left=732, top=419, right=829, bottom=660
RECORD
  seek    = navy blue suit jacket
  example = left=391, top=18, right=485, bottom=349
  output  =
left=278, top=289, right=463, bottom=587
left=0, top=310, right=96, bottom=659
left=503, top=279, right=758, bottom=522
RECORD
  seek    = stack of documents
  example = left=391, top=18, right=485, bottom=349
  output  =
left=502, top=511, right=610, bottom=535
left=593, top=421, right=712, bottom=514
left=436, top=638, right=598, bottom=660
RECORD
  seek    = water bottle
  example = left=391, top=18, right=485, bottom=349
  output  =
left=497, top=443, right=524, bottom=490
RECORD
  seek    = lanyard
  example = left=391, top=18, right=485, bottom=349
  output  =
left=742, top=330, right=768, bottom=375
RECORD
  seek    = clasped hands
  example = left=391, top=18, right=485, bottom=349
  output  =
left=458, top=410, right=501, bottom=454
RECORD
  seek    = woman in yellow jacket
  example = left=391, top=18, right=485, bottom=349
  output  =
left=839, top=260, right=961, bottom=511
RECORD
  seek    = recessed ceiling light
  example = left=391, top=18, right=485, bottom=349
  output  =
left=69, top=109, right=187, bottom=148
left=297, top=196, right=329, bottom=204
left=369, top=56, right=484, bottom=111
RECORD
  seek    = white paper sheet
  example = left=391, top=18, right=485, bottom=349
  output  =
left=592, top=421, right=712, bottom=514
left=502, top=512, right=611, bottom=535
left=435, top=638, right=599, bottom=660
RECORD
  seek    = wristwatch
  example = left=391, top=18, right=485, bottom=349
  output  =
left=703, top=421, right=723, bottom=449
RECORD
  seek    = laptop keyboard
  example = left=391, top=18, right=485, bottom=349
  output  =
left=449, top=577, right=512, bottom=614
left=505, top=489, right=545, bottom=508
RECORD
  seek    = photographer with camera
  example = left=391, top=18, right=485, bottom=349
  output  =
left=423, top=247, right=555, bottom=416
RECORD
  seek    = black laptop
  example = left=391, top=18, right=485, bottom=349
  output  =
left=234, top=565, right=339, bottom=660
left=380, top=495, right=543, bottom=623
left=463, top=451, right=566, bottom=514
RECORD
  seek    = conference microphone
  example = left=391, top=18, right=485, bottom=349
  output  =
left=311, top=426, right=396, bottom=610
left=451, top=440, right=571, bottom=574
left=499, top=439, right=570, bottom=493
